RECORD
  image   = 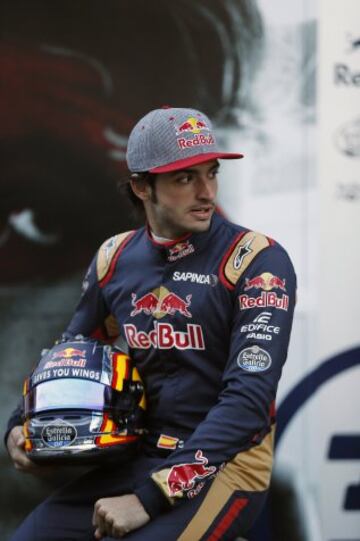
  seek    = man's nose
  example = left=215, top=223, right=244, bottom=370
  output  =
left=196, top=178, right=217, bottom=200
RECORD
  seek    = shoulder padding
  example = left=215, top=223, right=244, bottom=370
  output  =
left=220, top=230, right=271, bottom=289
left=96, top=231, right=134, bottom=283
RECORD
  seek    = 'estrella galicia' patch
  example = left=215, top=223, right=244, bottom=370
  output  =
left=237, top=346, right=272, bottom=372
left=41, top=419, right=77, bottom=448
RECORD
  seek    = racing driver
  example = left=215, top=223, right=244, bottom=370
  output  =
left=6, top=106, right=297, bottom=540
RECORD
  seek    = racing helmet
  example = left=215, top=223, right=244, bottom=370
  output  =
left=22, top=337, right=146, bottom=464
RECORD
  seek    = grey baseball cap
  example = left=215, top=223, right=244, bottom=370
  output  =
left=126, top=106, right=243, bottom=173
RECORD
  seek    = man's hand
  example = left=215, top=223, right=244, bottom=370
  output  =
left=7, top=426, right=36, bottom=472
left=6, top=425, right=46, bottom=474
left=93, top=494, right=150, bottom=539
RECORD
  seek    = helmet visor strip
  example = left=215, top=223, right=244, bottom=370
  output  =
left=24, top=378, right=109, bottom=416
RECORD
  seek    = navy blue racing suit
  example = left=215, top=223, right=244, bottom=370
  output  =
left=7, top=212, right=296, bottom=540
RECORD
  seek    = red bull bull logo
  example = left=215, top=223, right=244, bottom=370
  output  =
left=244, top=272, right=286, bottom=292
left=159, top=292, right=192, bottom=317
left=168, top=241, right=194, bottom=262
left=52, top=348, right=87, bottom=359
left=175, top=116, right=210, bottom=136
left=166, top=450, right=216, bottom=497
left=128, top=288, right=204, bottom=349
left=175, top=116, right=214, bottom=150
left=130, top=287, right=192, bottom=319
left=130, top=292, right=158, bottom=316
left=168, top=241, right=189, bottom=256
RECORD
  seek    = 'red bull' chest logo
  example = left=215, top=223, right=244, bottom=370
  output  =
left=126, top=287, right=204, bottom=350
left=167, top=450, right=217, bottom=497
left=130, top=287, right=192, bottom=319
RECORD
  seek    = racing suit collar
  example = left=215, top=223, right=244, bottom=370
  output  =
left=146, top=223, right=191, bottom=247
left=145, top=212, right=223, bottom=260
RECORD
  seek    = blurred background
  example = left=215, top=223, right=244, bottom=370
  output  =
left=0, top=0, right=359, bottom=539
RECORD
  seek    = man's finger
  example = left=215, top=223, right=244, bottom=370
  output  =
left=94, top=527, right=104, bottom=540
left=92, top=503, right=99, bottom=526
left=13, top=450, right=36, bottom=471
left=93, top=502, right=111, bottom=538
left=112, top=522, right=127, bottom=539
left=15, top=433, right=25, bottom=446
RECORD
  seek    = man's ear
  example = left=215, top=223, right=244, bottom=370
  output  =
left=129, top=177, right=152, bottom=201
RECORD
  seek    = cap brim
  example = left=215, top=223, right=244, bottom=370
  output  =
left=148, top=152, right=244, bottom=174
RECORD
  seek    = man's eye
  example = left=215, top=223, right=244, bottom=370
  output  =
left=209, top=169, right=219, bottom=179
left=177, top=175, right=192, bottom=184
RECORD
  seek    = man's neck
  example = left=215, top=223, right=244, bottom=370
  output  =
left=150, top=231, right=174, bottom=244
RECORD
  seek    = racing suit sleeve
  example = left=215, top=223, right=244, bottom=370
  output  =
left=64, top=256, right=113, bottom=341
left=65, top=231, right=134, bottom=341
left=134, top=244, right=297, bottom=518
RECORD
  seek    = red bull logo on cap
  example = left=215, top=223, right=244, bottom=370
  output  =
left=244, top=272, right=287, bottom=292
left=175, top=116, right=214, bottom=150
left=130, top=287, right=192, bottom=319
left=175, top=116, right=210, bottom=136
left=166, top=450, right=216, bottom=497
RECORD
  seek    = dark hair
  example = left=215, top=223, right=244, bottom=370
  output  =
left=118, top=173, right=157, bottom=219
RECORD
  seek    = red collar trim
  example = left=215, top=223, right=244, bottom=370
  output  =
left=145, top=223, right=192, bottom=247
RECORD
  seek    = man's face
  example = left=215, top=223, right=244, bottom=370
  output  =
left=142, top=160, right=219, bottom=239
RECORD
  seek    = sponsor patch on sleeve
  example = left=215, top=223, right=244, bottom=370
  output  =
left=96, top=231, right=134, bottom=283
left=151, top=450, right=217, bottom=502
left=220, top=231, right=271, bottom=289
left=237, top=346, right=272, bottom=372
left=157, top=434, right=180, bottom=450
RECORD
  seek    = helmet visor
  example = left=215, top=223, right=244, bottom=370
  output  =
left=24, top=378, right=108, bottom=416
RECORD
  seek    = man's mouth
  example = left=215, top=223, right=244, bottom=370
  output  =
left=189, top=205, right=215, bottom=220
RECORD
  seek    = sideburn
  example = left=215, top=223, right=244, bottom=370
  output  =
left=148, top=176, right=158, bottom=204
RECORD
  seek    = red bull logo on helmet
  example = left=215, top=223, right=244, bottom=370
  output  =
left=244, top=272, right=286, bottom=292
left=52, top=348, right=87, bottom=359
left=166, top=450, right=216, bottom=497
left=130, top=287, right=192, bottom=319
left=44, top=358, right=87, bottom=369
left=46, top=347, right=88, bottom=369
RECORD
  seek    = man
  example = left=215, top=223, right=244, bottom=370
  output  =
left=6, top=107, right=296, bottom=540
